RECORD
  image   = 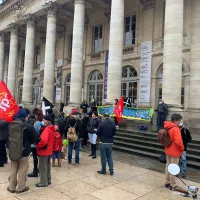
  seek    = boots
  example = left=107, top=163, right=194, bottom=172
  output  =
left=58, top=159, right=61, bottom=167
left=52, top=159, right=55, bottom=167
left=28, top=169, right=38, bottom=177
left=92, top=144, right=96, bottom=159
left=88, top=144, right=93, bottom=157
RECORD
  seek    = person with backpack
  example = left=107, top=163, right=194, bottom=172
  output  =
left=27, top=110, right=44, bottom=178
left=52, top=125, right=62, bottom=167
left=64, top=110, right=82, bottom=165
left=179, top=122, right=192, bottom=178
left=87, top=111, right=100, bottom=159
left=7, top=109, right=37, bottom=194
left=96, top=113, right=116, bottom=175
left=36, top=115, right=55, bottom=187
left=0, top=119, right=9, bottom=167
left=163, top=113, right=184, bottom=191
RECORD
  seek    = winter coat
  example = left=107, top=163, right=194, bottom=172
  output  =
left=164, top=121, right=184, bottom=158
left=180, top=126, right=192, bottom=151
left=31, top=121, right=42, bottom=148
left=64, top=117, right=82, bottom=139
left=53, top=131, right=62, bottom=152
left=0, top=120, right=9, bottom=141
left=37, top=125, right=55, bottom=156
left=87, top=117, right=100, bottom=134
left=157, top=103, right=168, bottom=116
left=81, top=116, right=90, bottom=137
left=97, top=118, right=116, bottom=143
left=80, top=103, right=89, bottom=113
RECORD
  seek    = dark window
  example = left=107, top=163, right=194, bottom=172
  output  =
left=124, top=15, right=136, bottom=46
left=21, top=50, right=25, bottom=69
left=35, top=46, right=40, bottom=65
left=93, top=25, right=103, bottom=53
left=68, top=34, right=73, bottom=59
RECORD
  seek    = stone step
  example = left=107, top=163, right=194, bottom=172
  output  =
left=113, top=140, right=200, bottom=163
left=113, top=145, right=200, bottom=170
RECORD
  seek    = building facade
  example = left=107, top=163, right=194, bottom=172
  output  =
left=0, top=0, right=200, bottom=130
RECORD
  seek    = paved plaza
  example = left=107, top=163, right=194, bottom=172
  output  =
left=0, top=152, right=200, bottom=200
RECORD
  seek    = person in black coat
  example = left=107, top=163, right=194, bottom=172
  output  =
left=0, top=119, right=9, bottom=167
left=81, top=114, right=90, bottom=148
left=87, top=111, right=100, bottom=159
left=179, top=123, right=192, bottom=178
left=80, top=100, right=89, bottom=117
left=64, top=112, right=82, bottom=165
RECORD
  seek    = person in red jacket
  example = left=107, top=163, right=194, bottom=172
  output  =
left=52, top=125, right=62, bottom=167
left=164, top=113, right=184, bottom=191
left=36, top=115, right=55, bottom=188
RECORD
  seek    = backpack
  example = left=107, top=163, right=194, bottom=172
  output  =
left=157, top=127, right=174, bottom=147
left=9, top=120, right=26, bottom=161
left=67, top=121, right=78, bottom=142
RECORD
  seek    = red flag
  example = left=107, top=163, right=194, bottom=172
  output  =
left=114, top=97, right=124, bottom=124
left=0, top=81, right=19, bottom=122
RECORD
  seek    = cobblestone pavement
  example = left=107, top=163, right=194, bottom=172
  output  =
left=1, top=151, right=200, bottom=200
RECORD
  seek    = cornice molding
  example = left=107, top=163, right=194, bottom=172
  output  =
left=139, top=0, right=156, bottom=10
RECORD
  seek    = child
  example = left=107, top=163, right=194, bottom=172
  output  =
left=52, top=125, right=62, bottom=167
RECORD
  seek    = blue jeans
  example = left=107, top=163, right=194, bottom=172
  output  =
left=180, top=151, right=187, bottom=176
left=100, top=143, right=113, bottom=173
left=157, top=114, right=166, bottom=130
left=68, top=139, right=81, bottom=164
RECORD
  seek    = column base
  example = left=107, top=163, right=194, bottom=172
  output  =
left=166, top=104, right=184, bottom=120
left=21, top=102, right=35, bottom=111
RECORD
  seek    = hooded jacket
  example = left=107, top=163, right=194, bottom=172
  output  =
left=164, top=121, right=184, bottom=158
left=37, top=125, right=55, bottom=156
left=53, top=131, right=62, bottom=152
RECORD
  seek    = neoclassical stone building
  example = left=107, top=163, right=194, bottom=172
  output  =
left=0, top=0, right=199, bottom=130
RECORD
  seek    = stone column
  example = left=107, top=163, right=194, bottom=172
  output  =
left=43, top=2, right=57, bottom=103
left=188, top=0, right=200, bottom=109
left=22, top=14, right=36, bottom=104
left=107, top=0, right=124, bottom=103
left=0, top=33, right=4, bottom=81
left=7, top=23, right=18, bottom=97
left=162, top=0, right=183, bottom=108
left=69, top=0, right=85, bottom=105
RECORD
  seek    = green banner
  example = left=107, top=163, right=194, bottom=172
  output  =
left=97, top=106, right=153, bottom=121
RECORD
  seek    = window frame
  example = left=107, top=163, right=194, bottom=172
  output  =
left=92, top=24, right=103, bottom=53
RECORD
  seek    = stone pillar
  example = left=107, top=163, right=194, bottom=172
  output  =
left=7, top=23, right=18, bottom=97
left=69, top=0, right=85, bottom=105
left=22, top=14, right=36, bottom=104
left=107, top=0, right=124, bottom=103
left=162, top=0, right=183, bottom=109
left=43, top=2, right=57, bottom=103
left=0, top=33, right=4, bottom=81
left=188, top=0, right=200, bottom=110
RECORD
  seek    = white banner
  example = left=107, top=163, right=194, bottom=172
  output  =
left=139, top=41, right=152, bottom=103
left=3, top=71, right=7, bottom=84
left=56, top=60, right=63, bottom=101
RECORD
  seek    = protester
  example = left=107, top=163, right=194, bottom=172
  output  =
left=80, top=100, right=89, bottom=117
left=87, top=111, right=100, bottom=159
left=36, top=115, right=55, bottom=187
left=47, top=109, right=55, bottom=125
left=57, top=112, right=65, bottom=136
left=179, top=122, right=192, bottom=178
left=7, top=109, right=37, bottom=194
left=64, top=111, right=82, bottom=165
left=28, top=110, right=43, bottom=178
left=156, top=99, right=168, bottom=130
left=91, top=98, right=97, bottom=112
left=0, top=119, right=9, bottom=167
left=114, top=99, right=119, bottom=128
left=96, top=113, right=116, bottom=175
left=60, top=102, right=65, bottom=112
left=28, top=107, right=39, bottom=126
left=52, top=125, right=62, bottom=167
left=164, top=113, right=184, bottom=191
left=81, top=113, right=90, bottom=148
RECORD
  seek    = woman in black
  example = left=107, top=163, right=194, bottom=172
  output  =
left=87, top=111, right=100, bottom=159
left=81, top=113, right=90, bottom=148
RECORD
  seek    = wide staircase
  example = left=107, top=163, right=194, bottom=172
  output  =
left=113, top=128, right=200, bottom=169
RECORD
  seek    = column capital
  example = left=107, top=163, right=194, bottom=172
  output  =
left=8, top=23, right=18, bottom=35
left=139, top=0, right=156, bottom=10
left=0, top=32, right=5, bottom=41
left=43, top=1, right=58, bottom=18
left=71, top=0, right=86, bottom=5
left=24, top=14, right=36, bottom=28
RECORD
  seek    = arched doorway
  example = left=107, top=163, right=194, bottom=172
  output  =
left=32, top=78, right=40, bottom=105
left=65, top=73, right=71, bottom=105
left=121, top=66, right=138, bottom=104
left=18, top=79, right=23, bottom=104
left=156, top=65, right=185, bottom=106
left=88, top=70, right=103, bottom=106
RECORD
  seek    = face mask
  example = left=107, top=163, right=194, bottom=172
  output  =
left=159, top=101, right=163, bottom=104
left=179, top=122, right=183, bottom=127
left=41, top=121, right=45, bottom=126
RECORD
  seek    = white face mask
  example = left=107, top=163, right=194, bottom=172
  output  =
left=159, top=101, right=163, bottom=104
left=179, top=122, right=184, bottom=127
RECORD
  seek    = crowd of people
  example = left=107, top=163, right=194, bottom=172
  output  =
left=0, top=102, right=116, bottom=194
